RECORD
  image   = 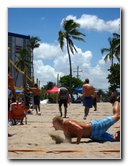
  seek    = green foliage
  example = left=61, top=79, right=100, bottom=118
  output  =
left=15, top=49, right=32, bottom=71
left=107, top=63, right=120, bottom=91
left=59, top=75, right=83, bottom=92
left=58, top=19, right=85, bottom=98
left=101, top=33, right=120, bottom=66
left=27, top=36, right=41, bottom=51
left=43, top=81, right=56, bottom=90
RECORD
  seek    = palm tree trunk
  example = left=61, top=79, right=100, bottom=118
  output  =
left=31, top=50, right=34, bottom=84
left=23, top=67, right=27, bottom=108
left=112, top=57, right=114, bottom=67
left=15, top=70, right=19, bottom=85
left=67, top=43, right=72, bottom=102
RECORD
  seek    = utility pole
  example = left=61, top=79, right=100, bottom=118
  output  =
left=57, top=73, right=59, bottom=86
left=73, top=66, right=82, bottom=79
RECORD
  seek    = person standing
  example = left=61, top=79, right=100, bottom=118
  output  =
left=30, top=83, right=41, bottom=115
left=8, top=67, right=16, bottom=136
left=82, top=78, right=95, bottom=120
left=56, top=85, right=70, bottom=118
left=92, top=91, right=97, bottom=111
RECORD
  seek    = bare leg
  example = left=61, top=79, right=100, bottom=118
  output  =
left=20, top=119, right=24, bottom=125
left=64, top=107, right=67, bottom=118
left=94, top=104, right=97, bottom=111
left=35, top=105, right=38, bottom=114
left=59, top=106, right=62, bottom=117
left=83, top=107, right=89, bottom=120
left=85, top=107, right=89, bottom=116
left=112, top=101, right=120, bottom=122
left=38, top=104, right=40, bottom=112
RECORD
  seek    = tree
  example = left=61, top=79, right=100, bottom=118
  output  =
left=15, top=49, right=32, bottom=88
left=107, top=63, right=120, bottom=92
left=101, top=33, right=120, bottom=66
left=112, top=33, right=120, bottom=59
left=45, top=81, right=56, bottom=90
left=27, top=36, right=40, bottom=83
left=58, top=19, right=85, bottom=100
left=59, top=75, right=83, bottom=92
left=101, top=37, right=115, bottom=66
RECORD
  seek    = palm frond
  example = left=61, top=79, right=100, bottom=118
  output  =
left=58, top=30, right=65, bottom=50
left=72, top=36, right=85, bottom=42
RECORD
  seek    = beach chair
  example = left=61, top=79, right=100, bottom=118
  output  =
left=10, top=102, right=27, bottom=125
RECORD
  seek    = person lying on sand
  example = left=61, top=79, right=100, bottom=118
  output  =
left=52, top=100, right=120, bottom=144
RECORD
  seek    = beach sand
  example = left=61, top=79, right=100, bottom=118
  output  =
left=8, top=102, right=121, bottom=159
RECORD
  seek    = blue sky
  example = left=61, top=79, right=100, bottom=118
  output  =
left=8, top=8, right=120, bottom=90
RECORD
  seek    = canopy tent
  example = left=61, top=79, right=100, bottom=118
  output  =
left=73, top=87, right=82, bottom=93
left=45, top=86, right=59, bottom=93
left=16, top=89, right=23, bottom=93
left=74, top=87, right=98, bottom=93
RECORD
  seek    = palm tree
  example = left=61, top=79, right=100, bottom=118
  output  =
left=58, top=19, right=85, bottom=100
left=112, top=33, right=120, bottom=60
left=27, top=36, right=40, bottom=83
left=15, top=49, right=32, bottom=107
left=15, top=49, right=32, bottom=88
left=101, top=33, right=120, bottom=66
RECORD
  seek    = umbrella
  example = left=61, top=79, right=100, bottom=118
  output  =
left=16, top=90, right=22, bottom=93
left=74, top=87, right=82, bottom=93
left=45, top=86, right=59, bottom=93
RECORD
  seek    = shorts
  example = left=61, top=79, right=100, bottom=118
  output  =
left=34, top=96, right=40, bottom=105
left=59, top=99, right=68, bottom=108
left=83, top=96, right=92, bottom=108
left=90, top=116, right=115, bottom=142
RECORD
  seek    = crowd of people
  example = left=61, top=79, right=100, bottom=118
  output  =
left=8, top=72, right=120, bottom=144
left=8, top=66, right=41, bottom=131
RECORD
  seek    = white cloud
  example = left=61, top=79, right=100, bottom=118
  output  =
left=33, top=13, right=118, bottom=90
left=34, top=60, right=58, bottom=85
left=34, top=43, right=63, bottom=60
left=34, top=43, right=111, bottom=90
left=65, top=14, right=120, bottom=33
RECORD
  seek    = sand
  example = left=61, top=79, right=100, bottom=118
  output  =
left=8, top=102, right=121, bottom=159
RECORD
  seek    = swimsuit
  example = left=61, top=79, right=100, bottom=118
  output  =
left=83, top=96, right=92, bottom=108
left=90, top=116, right=115, bottom=142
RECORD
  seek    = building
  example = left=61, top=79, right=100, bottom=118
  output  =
left=8, top=32, right=33, bottom=88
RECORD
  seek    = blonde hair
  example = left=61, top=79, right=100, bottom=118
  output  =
left=53, top=116, right=63, bottom=123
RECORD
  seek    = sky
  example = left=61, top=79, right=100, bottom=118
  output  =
left=8, top=8, right=120, bottom=90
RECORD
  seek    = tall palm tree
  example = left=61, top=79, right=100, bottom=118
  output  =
left=101, top=33, right=120, bottom=66
left=112, top=33, right=120, bottom=59
left=27, top=36, right=40, bottom=83
left=58, top=19, right=85, bottom=100
left=15, top=49, right=32, bottom=107
left=15, top=49, right=32, bottom=88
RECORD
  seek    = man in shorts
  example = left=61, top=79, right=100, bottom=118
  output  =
left=52, top=100, right=120, bottom=144
left=30, top=83, right=41, bottom=115
left=82, top=78, right=95, bottom=120
left=56, top=85, right=70, bottom=118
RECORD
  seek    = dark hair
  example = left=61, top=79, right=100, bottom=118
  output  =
left=34, top=83, right=38, bottom=87
left=12, top=97, right=16, bottom=103
left=85, top=78, right=89, bottom=83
